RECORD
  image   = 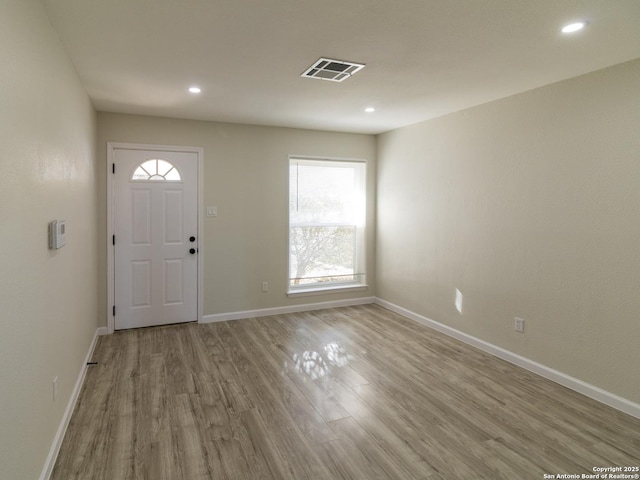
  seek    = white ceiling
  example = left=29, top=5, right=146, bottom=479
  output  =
left=42, top=0, right=640, bottom=134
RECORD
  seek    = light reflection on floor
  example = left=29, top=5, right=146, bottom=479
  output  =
left=288, top=341, right=354, bottom=381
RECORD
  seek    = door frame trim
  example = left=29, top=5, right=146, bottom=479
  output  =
left=106, top=142, right=204, bottom=334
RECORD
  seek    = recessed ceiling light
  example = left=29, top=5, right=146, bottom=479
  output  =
left=364, top=107, right=376, bottom=113
left=188, top=86, right=201, bottom=94
left=562, top=22, right=586, bottom=33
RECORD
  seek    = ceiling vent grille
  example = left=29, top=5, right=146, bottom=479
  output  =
left=301, top=58, right=365, bottom=82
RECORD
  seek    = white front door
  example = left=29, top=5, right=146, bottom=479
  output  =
left=113, top=148, right=198, bottom=330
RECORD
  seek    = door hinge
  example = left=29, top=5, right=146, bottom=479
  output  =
left=112, top=235, right=115, bottom=245
left=112, top=163, right=115, bottom=174
left=113, top=305, right=116, bottom=316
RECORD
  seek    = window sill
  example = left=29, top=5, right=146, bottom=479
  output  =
left=287, top=284, right=368, bottom=298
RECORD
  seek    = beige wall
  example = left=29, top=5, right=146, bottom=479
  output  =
left=0, top=1, right=98, bottom=478
left=377, top=58, right=640, bottom=404
left=97, top=113, right=376, bottom=325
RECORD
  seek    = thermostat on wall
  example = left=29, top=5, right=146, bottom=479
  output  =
left=48, top=220, right=66, bottom=249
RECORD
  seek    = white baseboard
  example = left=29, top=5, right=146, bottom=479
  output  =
left=39, top=327, right=105, bottom=480
left=202, top=296, right=376, bottom=323
left=375, top=298, right=640, bottom=419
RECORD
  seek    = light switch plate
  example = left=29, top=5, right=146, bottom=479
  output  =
left=48, top=220, right=66, bottom=249
left=206, top=206, right=217, bottom=217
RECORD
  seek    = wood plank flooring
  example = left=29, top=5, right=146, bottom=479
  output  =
left=52, top=305, right=640, bottom=479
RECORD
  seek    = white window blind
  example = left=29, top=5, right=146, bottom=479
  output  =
left=289, top=157, right=366, bottom=290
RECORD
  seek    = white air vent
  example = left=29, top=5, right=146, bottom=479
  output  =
left=301, top=58, right=365, bottom=82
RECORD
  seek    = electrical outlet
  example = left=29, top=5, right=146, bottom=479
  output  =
left=514, top=317, right=525, bottom=333
left=262, top=282, right=269, bottom=292
left=53, top=376, right=59, bottom=402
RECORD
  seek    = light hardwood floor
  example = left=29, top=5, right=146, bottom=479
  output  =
left=52, top=305, right=640, bottom=479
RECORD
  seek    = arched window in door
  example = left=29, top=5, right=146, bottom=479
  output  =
left=132, top=159, right=182, bottom=181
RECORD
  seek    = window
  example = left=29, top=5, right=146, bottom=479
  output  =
left=132, top=159, right=181, bottom=181
left=289, top=157, right=366, bottom=292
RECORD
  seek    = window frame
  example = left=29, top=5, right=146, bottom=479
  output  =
left=287, top=155, right=367, bottom=296
left=130, top=158, right=183, bottom=182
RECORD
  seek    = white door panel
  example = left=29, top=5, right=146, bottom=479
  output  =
left=113, top=148, right=198, bottom=330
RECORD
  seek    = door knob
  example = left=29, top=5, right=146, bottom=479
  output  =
left=189, top=248, right=196, bottom=254
left=189, top=236, right=196, bottom=242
